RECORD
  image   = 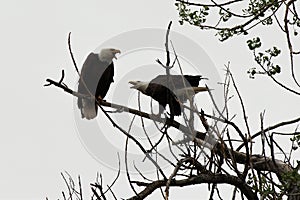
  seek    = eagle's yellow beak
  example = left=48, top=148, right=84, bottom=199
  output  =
left=113, top=49, right=121, bottom=59
left=128, top=81, right=138, bottom=88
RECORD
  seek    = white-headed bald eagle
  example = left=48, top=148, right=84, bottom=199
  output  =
left=129, top=75, right=208, bottom=117
left=77, top=48, right=121, bottom=120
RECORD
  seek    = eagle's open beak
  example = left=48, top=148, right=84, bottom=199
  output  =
left=128, top=81, right=138, bottom=89
left=113, top=49, right=121, bottom=59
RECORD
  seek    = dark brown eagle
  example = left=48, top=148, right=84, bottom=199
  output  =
left=129, top=75, right=208, bottom=117
left=77, top=48, right=121, bottom=119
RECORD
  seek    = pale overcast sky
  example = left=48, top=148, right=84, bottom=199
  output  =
left=0, top=1, right=299, bottom=200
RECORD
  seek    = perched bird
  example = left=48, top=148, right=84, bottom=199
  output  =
left=129, top=75, right=208, bottom=117
left=77, top=48, right=121, bottom=119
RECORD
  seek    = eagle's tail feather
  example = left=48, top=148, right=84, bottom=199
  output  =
left=81, top=99, right=98, bottom=120
left=175, top=87, right=208, bottom=96
left=192, top=86, right=209, bottom=93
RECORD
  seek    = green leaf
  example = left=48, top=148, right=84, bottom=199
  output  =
left=275, top=65, right=281, bottom=73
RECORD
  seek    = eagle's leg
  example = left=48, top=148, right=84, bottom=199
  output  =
left=158, top=105, right=164, bottom=116
left=150, top=104, right=165, bottom=119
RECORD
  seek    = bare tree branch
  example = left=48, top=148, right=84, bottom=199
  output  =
left=129, top=173, right=258, bottom=200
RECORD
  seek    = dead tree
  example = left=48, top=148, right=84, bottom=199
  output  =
left=45, top=21, right=300, bottom=200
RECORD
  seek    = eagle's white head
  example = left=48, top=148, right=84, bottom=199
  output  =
left=99, top=48, right=121, bottom=63
left=128, top=81, right=149, bottom=93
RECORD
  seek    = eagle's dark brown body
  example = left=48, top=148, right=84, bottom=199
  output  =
left=77, top=53, right=114, bottom=119
left=144, top=75, right=205, bottom=116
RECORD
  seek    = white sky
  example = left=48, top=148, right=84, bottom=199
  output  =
left=0, top=0, right=299, bottom=199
